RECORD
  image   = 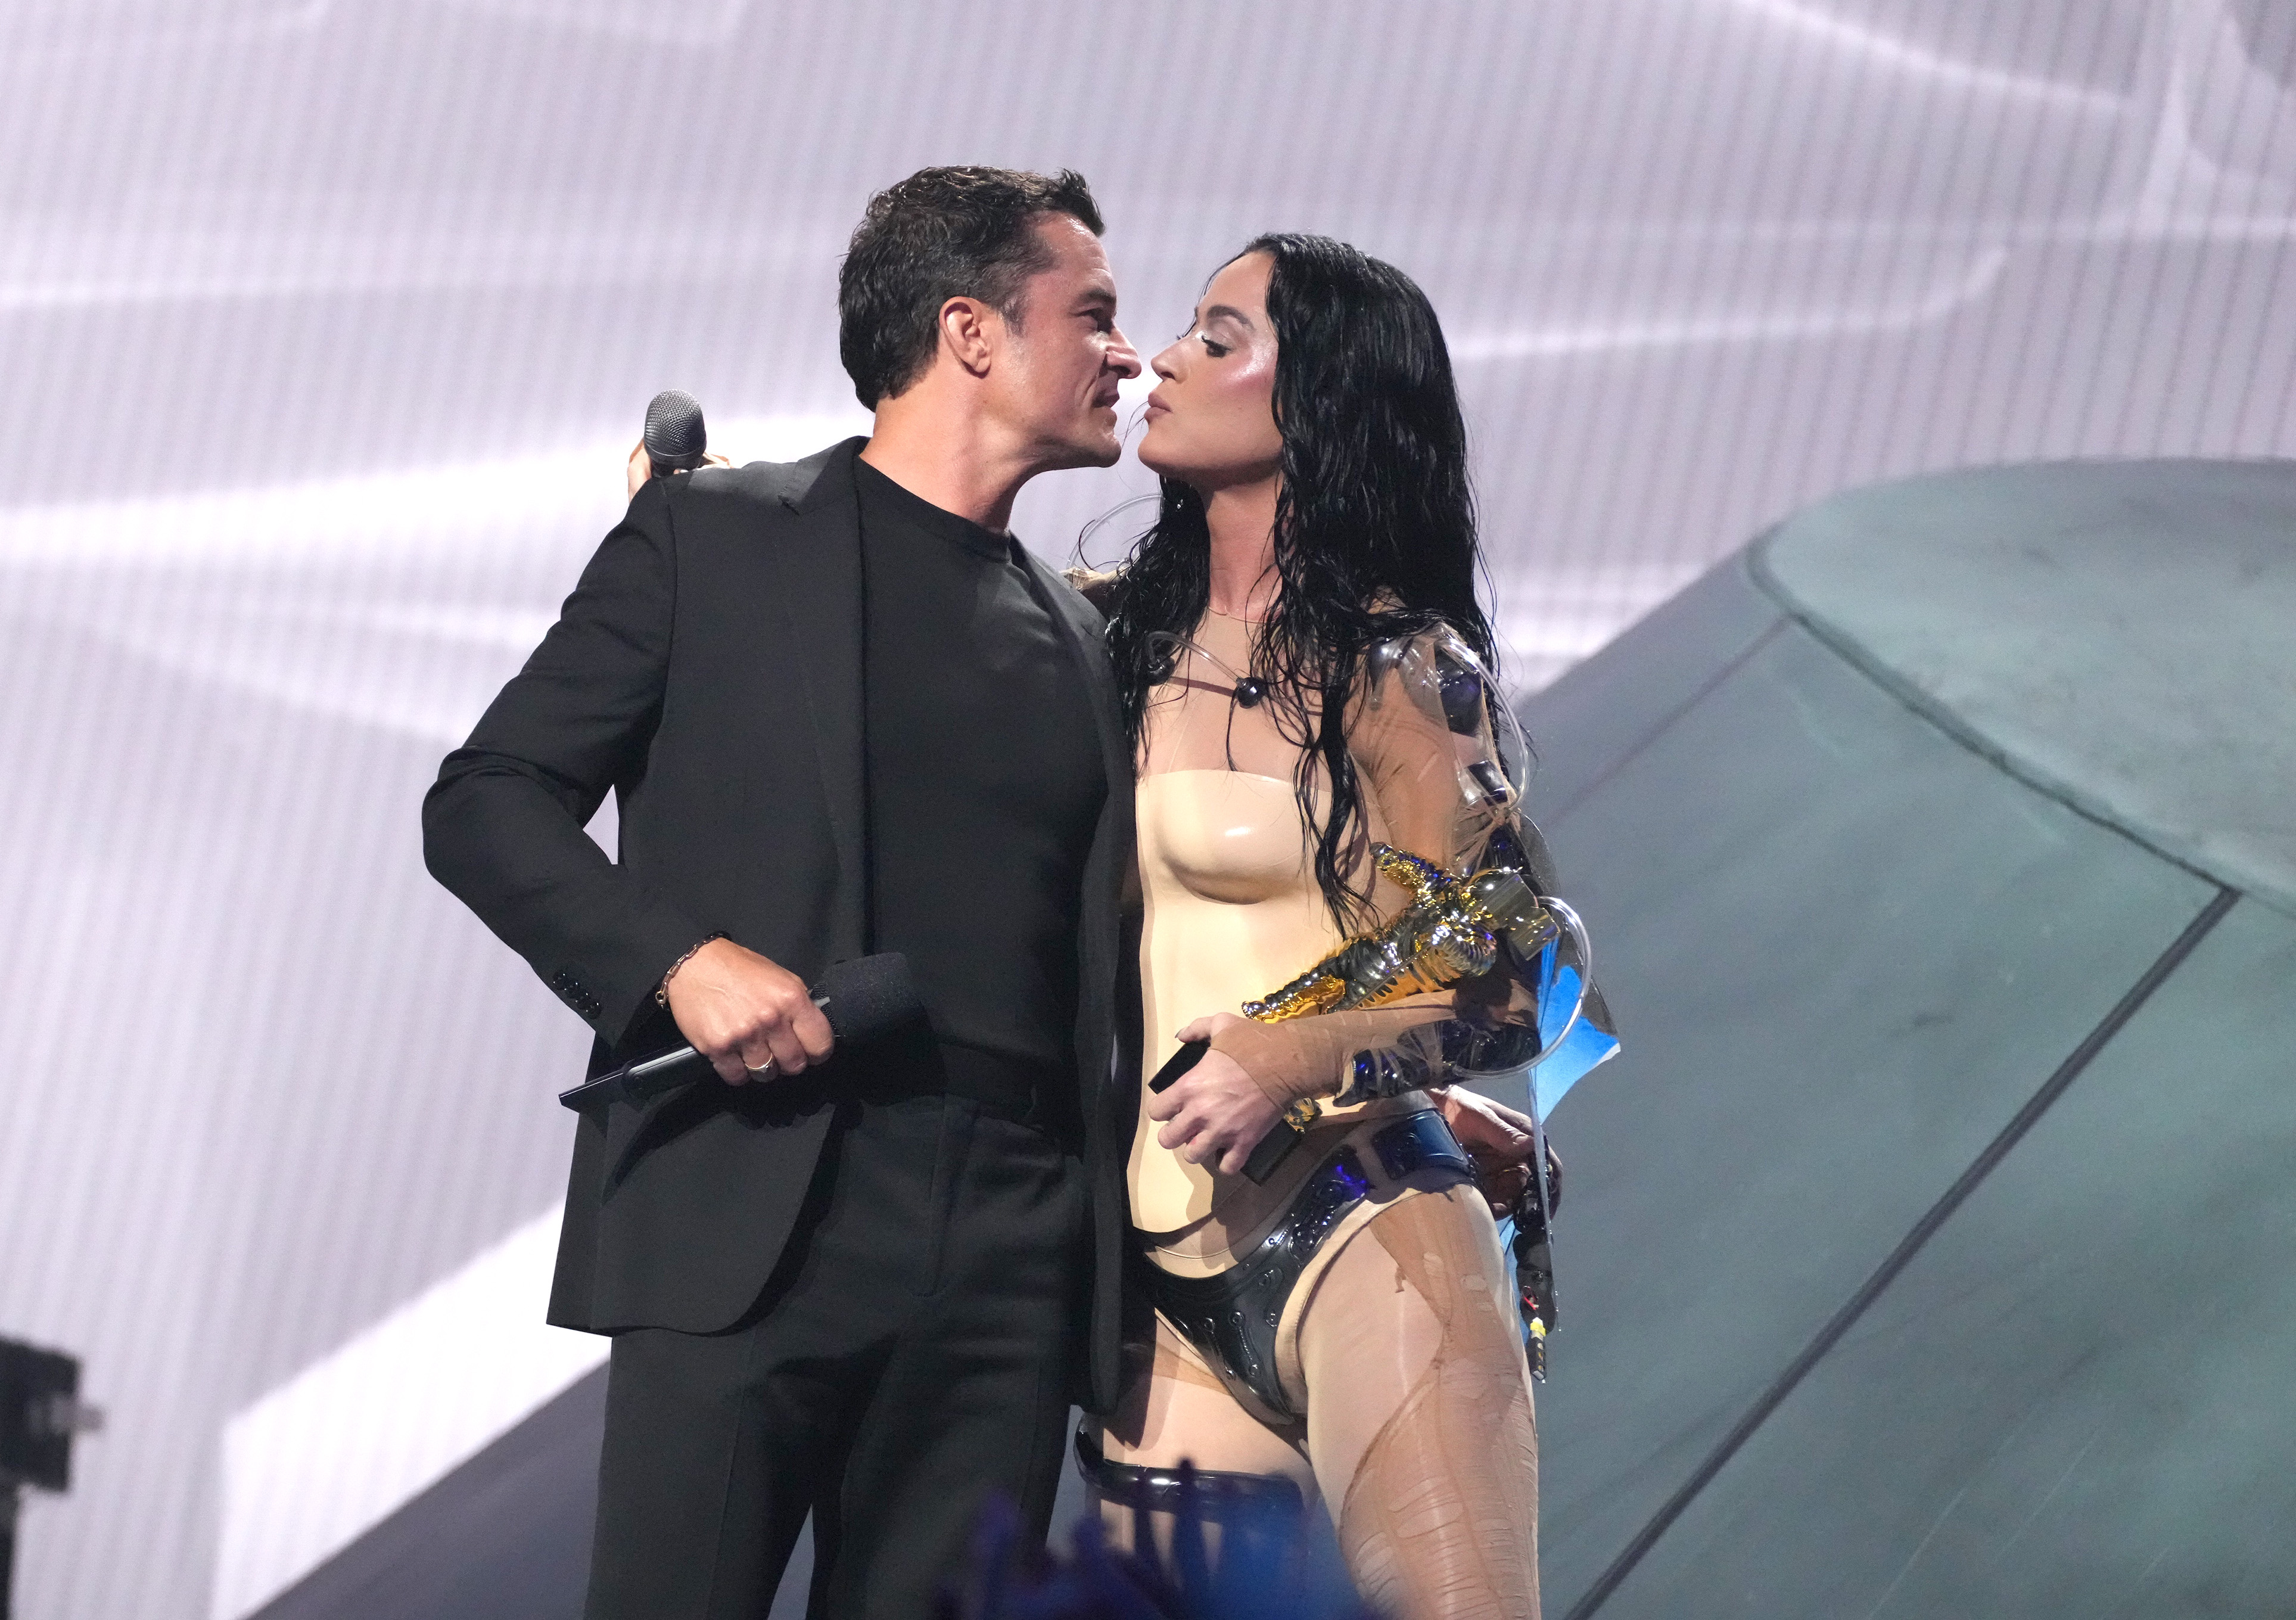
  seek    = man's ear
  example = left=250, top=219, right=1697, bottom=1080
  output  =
left=937, top=295, right=1001, bottom=379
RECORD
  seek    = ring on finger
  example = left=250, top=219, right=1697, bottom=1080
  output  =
left=743, top=1055, right=777, bottom=1080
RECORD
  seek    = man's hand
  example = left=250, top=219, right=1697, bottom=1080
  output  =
left=626, top=440, right=733, bottom=500
left=1438, top=1087, right=1562, bottom=1219
left=1147, top=1013, right=1283, bottom=1177
left=661, top=938, right=834, bottom=1086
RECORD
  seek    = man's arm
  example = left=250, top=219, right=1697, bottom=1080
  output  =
left=422, top=478, right=707, bottom=1050
left=427, top=458, right=834, bottom=1089
left=422, top=482, right=833, bottom=1080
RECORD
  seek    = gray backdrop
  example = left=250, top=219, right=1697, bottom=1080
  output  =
left=4, top=3, right=2295, bottom=1615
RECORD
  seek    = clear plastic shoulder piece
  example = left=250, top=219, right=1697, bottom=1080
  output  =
left=1361, top=624, right=1538, bottom=872
left=1347, top=622, right=1620, bottom=1115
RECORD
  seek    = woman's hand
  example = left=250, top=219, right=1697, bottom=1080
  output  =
left=626, top=439, right=733, bottom=500
left=1146, top=1013, right=1284, bottom=1177
left=1436, top=1086, right=1561, bottom=1219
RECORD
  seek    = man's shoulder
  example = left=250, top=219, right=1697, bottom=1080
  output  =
left=669, top=437, right=866, bottom=524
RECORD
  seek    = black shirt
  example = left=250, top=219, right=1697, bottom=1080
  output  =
left=854, top=457, right=1106, bottom=1126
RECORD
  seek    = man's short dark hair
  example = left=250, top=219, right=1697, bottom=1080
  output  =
left=838, top=166, right=1105, bottom=408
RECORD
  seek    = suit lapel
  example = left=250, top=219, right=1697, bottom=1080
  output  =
left=1020, top=551, right=1130, bottom=803
left=764, top=438, right=870, bottom=963
left=1019, top=550, right=1137, bottom=1119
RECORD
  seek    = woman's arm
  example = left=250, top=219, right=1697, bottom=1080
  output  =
left=1149, top=626, right=1598, bottom=1170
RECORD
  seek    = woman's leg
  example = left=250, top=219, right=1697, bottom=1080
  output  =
left=1093, top=1318, right=1317, bottom=1557
left=1296, top=1184, right=1540, bottom=1620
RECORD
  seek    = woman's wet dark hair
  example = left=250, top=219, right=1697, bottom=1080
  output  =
left=1106, top=232, right=1497, bottom=929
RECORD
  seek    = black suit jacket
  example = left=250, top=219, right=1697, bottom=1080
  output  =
left=423, top=439, right=1140, bottom=1411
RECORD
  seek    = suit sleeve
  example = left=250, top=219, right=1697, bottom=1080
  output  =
left=421, top=477, right=708, bottom=1047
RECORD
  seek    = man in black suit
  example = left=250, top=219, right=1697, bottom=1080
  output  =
left=424, top=166, right=1142, bottom=1619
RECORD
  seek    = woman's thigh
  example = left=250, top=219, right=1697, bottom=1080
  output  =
left=1093, top=1316, right=1316, bottom=1553
left=1296, top=1184, right=1541, bottom=1620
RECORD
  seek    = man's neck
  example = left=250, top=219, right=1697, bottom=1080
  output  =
left=860, top=387, right=1034, bottom=533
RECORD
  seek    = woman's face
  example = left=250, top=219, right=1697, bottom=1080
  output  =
left=1138, top=251, right=1283, bottom=491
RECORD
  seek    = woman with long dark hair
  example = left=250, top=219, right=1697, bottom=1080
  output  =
left=1084, top=234, right=1598, bottom=1619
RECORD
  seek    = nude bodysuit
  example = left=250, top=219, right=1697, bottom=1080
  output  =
left=1107, top=611, right=1544, bottom=1620
left=1131, top=764, right=1330, bottom=1235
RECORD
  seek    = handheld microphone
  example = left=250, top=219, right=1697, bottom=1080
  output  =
left=559, top=952, right=919, bottom=1111
left=642, top=390, right=708, bottom=477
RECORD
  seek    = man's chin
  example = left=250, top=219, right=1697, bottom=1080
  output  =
left=1043, top=433, right=1124, bottom=471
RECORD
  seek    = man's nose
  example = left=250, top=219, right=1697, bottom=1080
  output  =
left=1107, top=328, right=1144, bottom=378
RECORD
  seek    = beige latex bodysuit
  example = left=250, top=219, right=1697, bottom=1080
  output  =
left=1098, top=610, right=1546, bottom=1620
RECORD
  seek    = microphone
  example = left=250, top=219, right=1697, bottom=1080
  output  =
left=559, top=952, right=919, bottom=1111
left=642, top=390, right=708, bottom=477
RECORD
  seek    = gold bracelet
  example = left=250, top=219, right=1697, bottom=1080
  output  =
left=655, top=932, right=729, bottom=1008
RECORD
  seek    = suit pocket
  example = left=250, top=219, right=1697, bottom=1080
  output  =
left=603, top=1082, right=718, bottom=1193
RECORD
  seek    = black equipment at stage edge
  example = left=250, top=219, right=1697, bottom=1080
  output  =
left=1, top=1336, right=101, bottom=1620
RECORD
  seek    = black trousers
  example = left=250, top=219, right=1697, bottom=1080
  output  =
left=584, top=1093, right=1088, bottom=1619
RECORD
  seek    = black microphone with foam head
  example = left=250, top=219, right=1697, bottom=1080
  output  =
left=642, top=389, right=708, bottom=477
left=559, top=952, right=919, bottom=1111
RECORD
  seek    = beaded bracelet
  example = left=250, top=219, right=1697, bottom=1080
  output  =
left=655, top=932, right=729, bottom=1008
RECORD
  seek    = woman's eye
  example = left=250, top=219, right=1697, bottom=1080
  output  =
left=1200, top=336, right=1230, bottom=358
